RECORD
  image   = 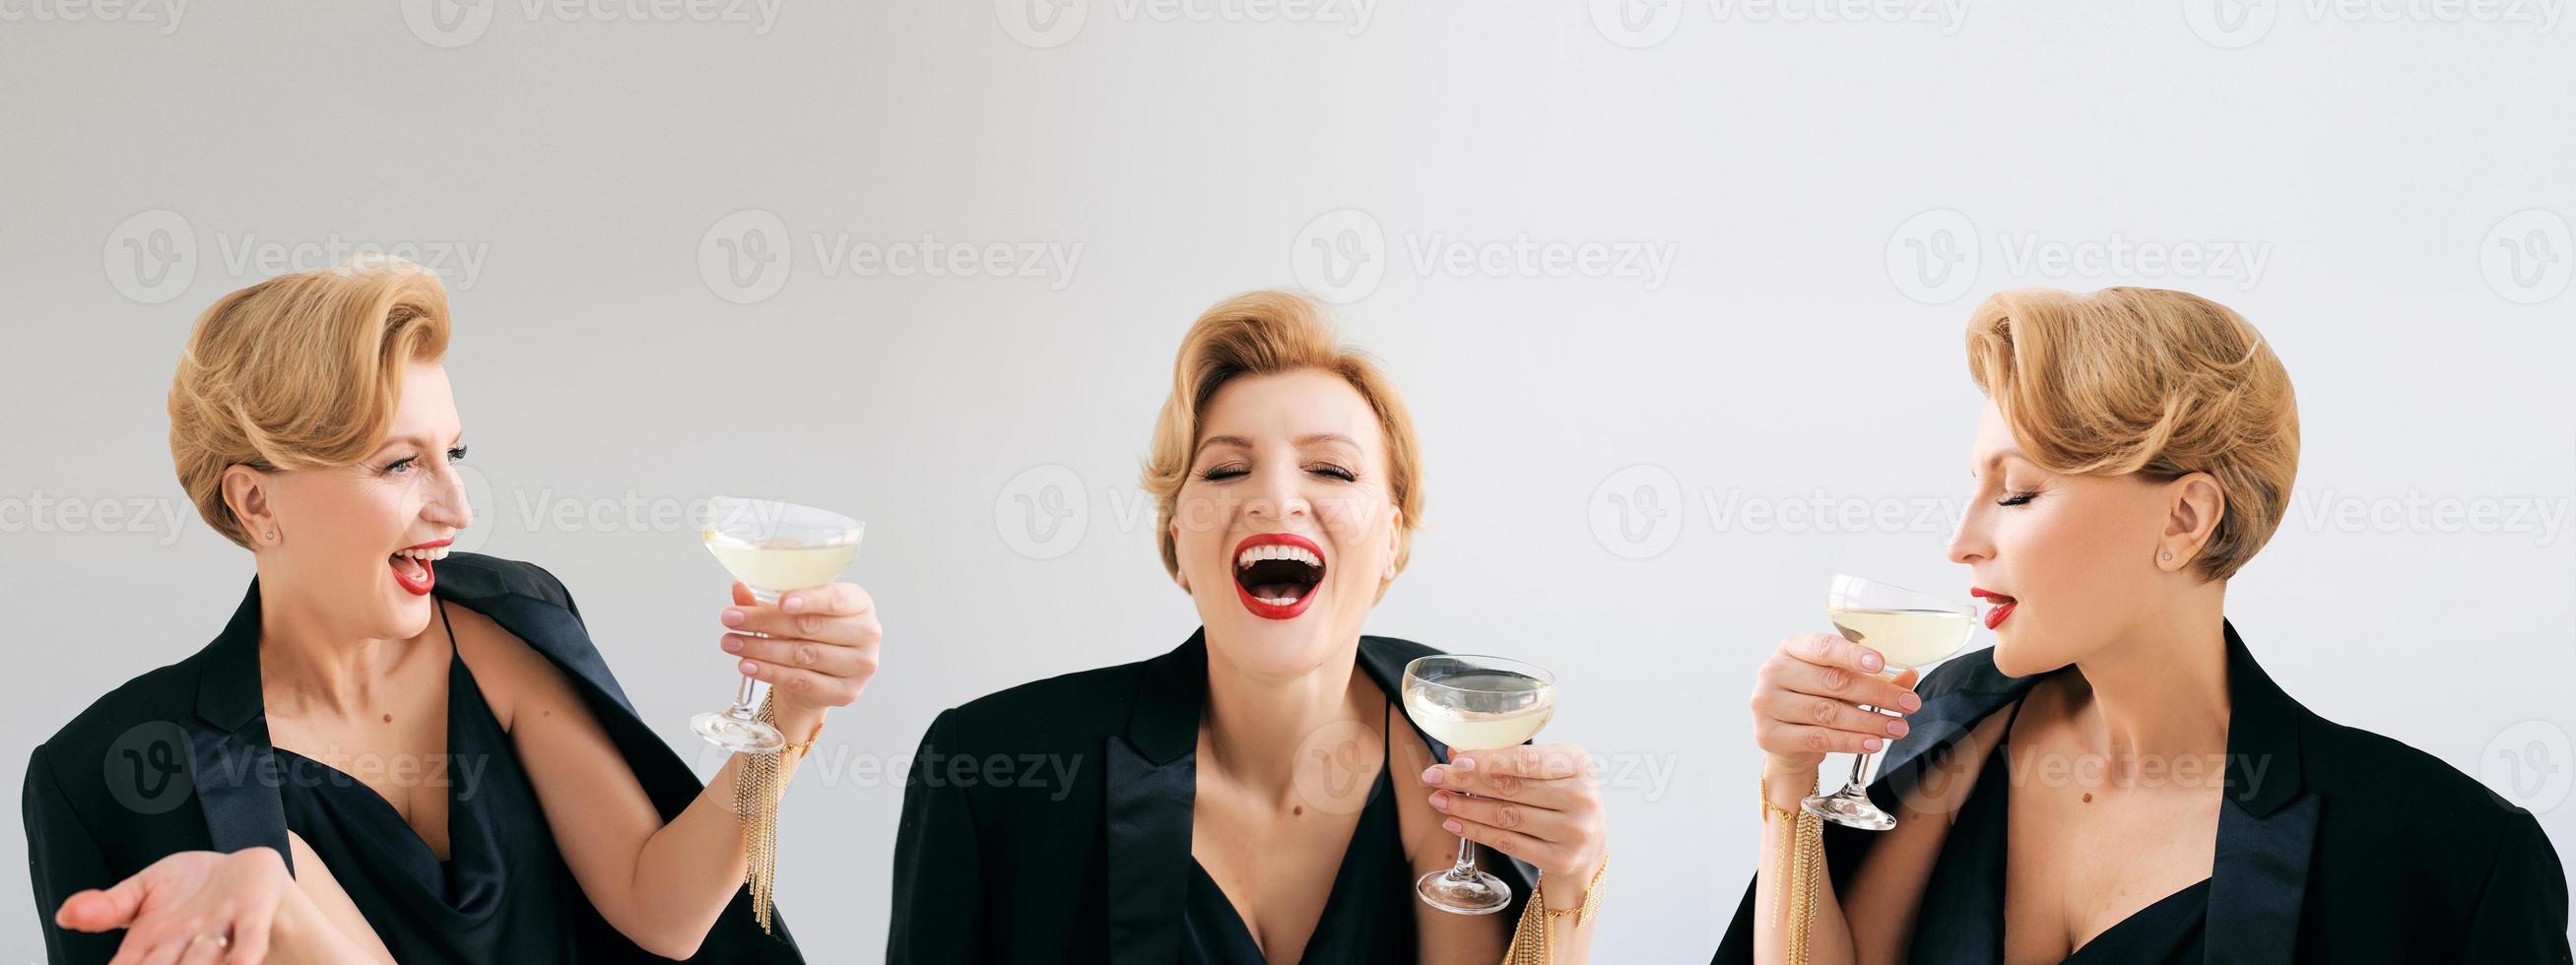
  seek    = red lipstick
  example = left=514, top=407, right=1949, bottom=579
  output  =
left=1970, top=587, right=2015, bottom=629
left=1231, top=532, right=1326, bottom=621
left=389, top=538, right=452, bottom=597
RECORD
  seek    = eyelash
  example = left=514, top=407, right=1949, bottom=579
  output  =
left=1197, top=463, right=1357, bottom=483
left=1997, top=490, right=2038, bottom=507
left=384, top=446, right=468, bottom=476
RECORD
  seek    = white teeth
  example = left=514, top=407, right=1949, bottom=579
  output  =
left=392, top=546, right=450, bottom=560
left=1235, top=543, right=1322, bottom=569
left=1256, top=596, right=1299, bottom=607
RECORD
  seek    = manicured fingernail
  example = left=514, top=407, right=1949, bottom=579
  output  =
left=1429, top=792, right=1451, bottom=810
left=740, top=660, right=760, bottom=675
left=1864, top=738, right=1883, bottom=751
left=1899, top=693, right=1922, bottom=712
left=1452, top=755, right=1477, bottom=771
left=721, top=610, right=745, bottom=627
left=1861, top=653, right=1882, bottom=671
left=722, top=636, right=744, bottom=653
left=1443, top=819, right=1464, bottom=834
left=784, top=595, right=806, bottom=613
left=1887, top=720, right=1909, bottom=737
left=1421, top=767, right=1444, bottom=785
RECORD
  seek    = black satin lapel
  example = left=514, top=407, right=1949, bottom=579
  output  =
left=2205, top=791, right=2319, bottom=965
left=1867, top=684, right=2023, bottom=811
left=1104, top=735, right=1195, bottom=965
left=186, top=722, right=292, bottom=868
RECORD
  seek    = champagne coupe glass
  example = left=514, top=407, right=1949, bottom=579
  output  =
left=1401, top=655, right=1556, bottom=915
left=1802, top=573, right=1974, bottom=831
left=693, top=495, right=865, bottom=753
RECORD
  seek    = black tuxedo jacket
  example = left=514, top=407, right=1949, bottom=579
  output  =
left=886, top=629, right=1540, bottom=963
left=1714, top=620, right=2571, bottom=963
left=22, top=552, right=802, bottom=963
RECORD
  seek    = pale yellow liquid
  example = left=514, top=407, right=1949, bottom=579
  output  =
left=1403, top=674, right=1555, bottom=750
left=1826, top=608, right=1973, bottom=670
left=704, top=533, right=861, bottom=597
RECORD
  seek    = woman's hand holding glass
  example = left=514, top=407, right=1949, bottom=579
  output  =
left=1750, top=634, right=1924, bottom=782
left=1420, top=744, right=1610, bottom=888
left=716, top=579, right=883, bottom=728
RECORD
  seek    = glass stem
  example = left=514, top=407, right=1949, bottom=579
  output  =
left=1843, top=703, right=1877, bottom=793
left=732, top=676, right=760, bottom=715
left=1452, top=823, right=1478, bottom=874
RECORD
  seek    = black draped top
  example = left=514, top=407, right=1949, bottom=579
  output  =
left=1180, top=698, right=1416, bottom=964
left=272, top=599, right=575, bottom=960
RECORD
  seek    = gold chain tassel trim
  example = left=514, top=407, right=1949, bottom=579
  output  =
left=1759, top=770, right=1823, bottom=965
left=1502, top=854, right=1608, bottom=964
left=734, top=692, right=821, bottom=934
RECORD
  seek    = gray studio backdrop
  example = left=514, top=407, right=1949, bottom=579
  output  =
left=4, top=2, right=2573, bottom=959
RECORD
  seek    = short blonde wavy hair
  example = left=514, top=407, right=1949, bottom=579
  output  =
left=1142, top=290, right=1422, bottom=600
left=1965, top=287, right=2298, bottom=581
left=169, top=259, right=451, bottom=549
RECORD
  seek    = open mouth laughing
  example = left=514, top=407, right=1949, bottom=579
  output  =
left=1233, top=532, right=1326, bottom=620
left=390, top=539, right=452, bottom=596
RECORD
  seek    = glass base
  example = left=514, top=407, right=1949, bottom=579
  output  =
left=693, top=710, right=786, bottom=754
left=1416, top=867, right=1513, bottom=915
left=1803, top=787, right=1897, bottom=831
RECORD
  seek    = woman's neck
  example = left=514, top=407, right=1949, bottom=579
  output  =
left=2057, top=583, right=2233, bottom=787
left=254, top=571, right=412, bottom=720
left=1201, top=638, right=1378, bottom=799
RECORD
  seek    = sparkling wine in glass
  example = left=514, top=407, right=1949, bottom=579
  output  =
left=693, top=495, right=865, bottom=753
left=1402, top=655, right=1556, bottom=915
left=1802, top=573, right=1974, bottom=831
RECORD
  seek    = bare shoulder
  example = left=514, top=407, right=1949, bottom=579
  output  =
left=434, top=602, right=572, bottom=731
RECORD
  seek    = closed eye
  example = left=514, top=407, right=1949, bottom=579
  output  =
left=1997, top=491, right=2038, bottom=507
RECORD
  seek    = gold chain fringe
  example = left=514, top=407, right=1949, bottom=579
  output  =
left=1502, top=854, right=1608, bottom=963
left=1759, top=769, right=1823, bottom=965
left=734, top=692, right=820, bottom=934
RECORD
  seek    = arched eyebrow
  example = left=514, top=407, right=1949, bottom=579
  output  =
left=372, top=429, right=466, bottom=456
left=1193, top=432, right=1359, bottom=457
